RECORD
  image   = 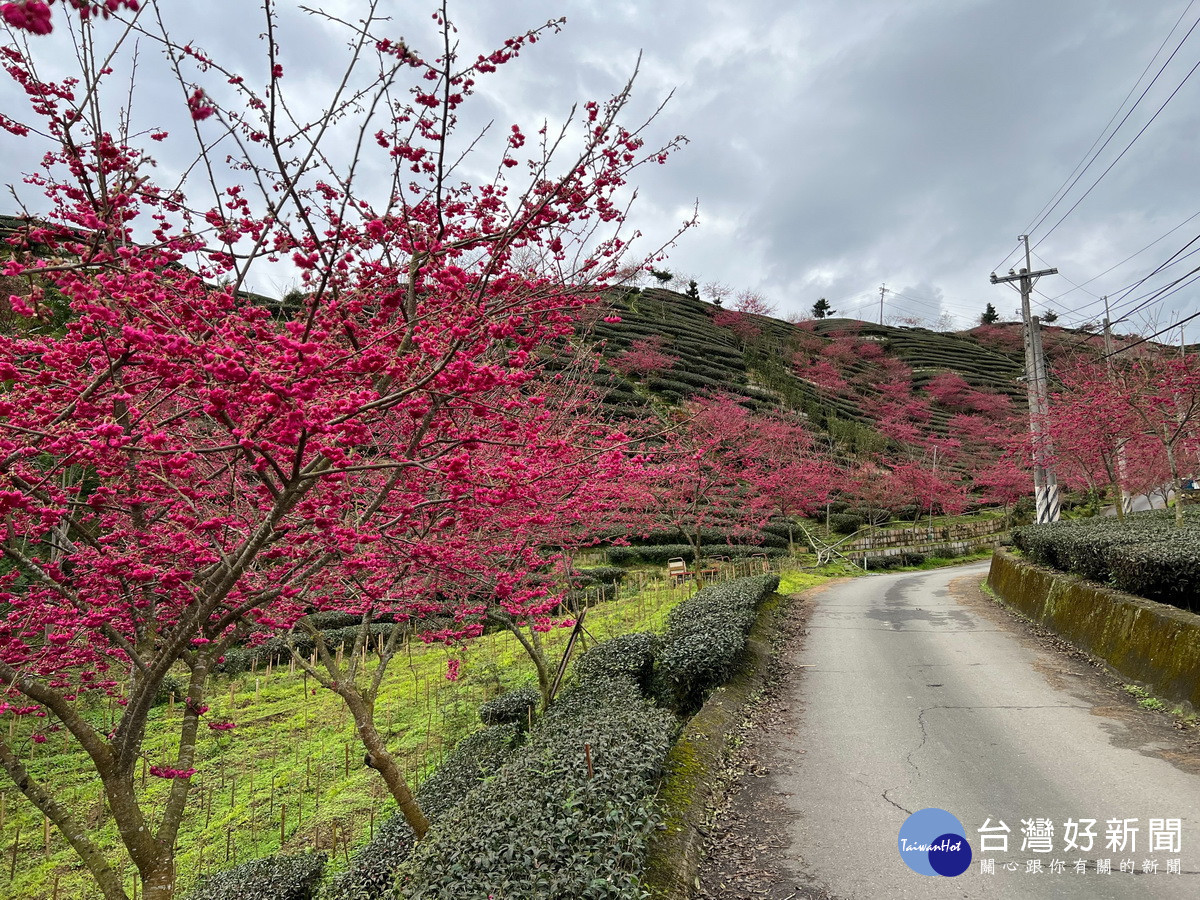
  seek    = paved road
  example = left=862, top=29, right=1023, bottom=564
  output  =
left=769, top=563, right=1200, bottom=898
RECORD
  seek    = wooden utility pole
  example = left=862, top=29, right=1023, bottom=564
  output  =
left=990, top=236, right=1060, bottom=523
left=878, top=283, right=888, bottom=325
left=1102, top=296, right=1132, bottom=516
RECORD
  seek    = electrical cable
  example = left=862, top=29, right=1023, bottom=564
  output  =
left=1027, top=8, right=1200, bottom=243
left=992, top=1, right=1199, bottom=273
left=1033, top=52, right=1200, bottom=251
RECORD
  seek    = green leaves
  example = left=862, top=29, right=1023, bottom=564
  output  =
left=1013, top=510, right=1200, bottom=611
left=655, top=575, right=779, bottom=713
left=397, top=678, right=675, bottom=899
left=187, top=852, right=327, bottom=900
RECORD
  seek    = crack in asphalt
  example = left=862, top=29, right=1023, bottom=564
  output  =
left=882, top=789, right=912, bottom=816
left=884, top=703, right=1092, bottom=818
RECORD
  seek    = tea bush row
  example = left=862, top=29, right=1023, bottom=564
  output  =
left=1013, top=511, right=1200, bottom=610
left=605, top=544, right=785, bottom=564
left=655, top=574, right=780, bottom=713
left=395, top=677, right=677, bottom=899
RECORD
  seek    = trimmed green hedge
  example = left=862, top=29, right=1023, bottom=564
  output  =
left=478, top=686, right=540, bottom=728
left=605, top=544, right=785, bottom=564
left=828, top=513, right=865, bottom=534
left=573, top=632, right=659, bottom=693
left=573, top=565, right=627, bottom=585
left=1012, top=510, right=1200, bottom=611
left=622, top=528, right=787, bottom=549
left=395, top=677, right=677, bottom=899
left=187, top=852, right=326, bottom=900
left=326, top=725, right=520, bottom=899
left=655, top=574, right=780, bottom=714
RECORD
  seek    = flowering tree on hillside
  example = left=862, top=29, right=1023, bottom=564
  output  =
left=640, top=395, right=770, bottom=568
left=611, top=334, right=677, bottom=377
left=1054, top=353, right=1200, bottom=527
left=0, top=3, right=684, bottom=897
left=749, top=413, right=839, bottom=551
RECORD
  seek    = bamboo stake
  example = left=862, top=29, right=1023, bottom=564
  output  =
left=9, top=825, right=19, bottom=880
left=280, top=804, right=286, bottom=846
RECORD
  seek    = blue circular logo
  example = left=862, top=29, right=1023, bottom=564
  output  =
left=898, top=808, right=972, bottom=876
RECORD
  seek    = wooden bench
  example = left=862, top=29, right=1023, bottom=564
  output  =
left=666, top=557, right=689, bottom=581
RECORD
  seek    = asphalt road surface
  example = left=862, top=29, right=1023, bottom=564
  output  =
left=767, top=562, right=1200, bottom=899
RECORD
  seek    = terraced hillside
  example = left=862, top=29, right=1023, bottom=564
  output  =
left=580, top=287, right=1035, bottom=466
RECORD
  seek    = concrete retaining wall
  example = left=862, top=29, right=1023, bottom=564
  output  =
left=845, top=519, right=1005, bottom=565
left=987, top=549, right=1200, bottom=710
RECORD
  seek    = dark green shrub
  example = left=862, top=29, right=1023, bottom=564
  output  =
left=478, top=686, right=541, bottom=727
left=187, top=852, right=326, bottom=900
left=326, top=725, right=519, bottom=900
left=416, top=725, right=523, bottom=819
left=899, top=552, right=926, bottom=567
left=396, top=678, right=676, bottom=899
left=623, top=527, right=785, bottom=549
left=655, top=575, right=780, bottom=714
left=573, top=632, right=659, bottom=693
left=1109, top=536, right=1200, bottom=611
left=153, top=673, right=186, bottom=707
left=828, top=513, right=865, bottom=535
left=1012, top=511, right=1200, bottom=611
left=573, top=565, right=626, bottom=585
left=606, top=544, right=784, bottom=565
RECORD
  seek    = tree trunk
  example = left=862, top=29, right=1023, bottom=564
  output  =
left=1164, top=437, right=1184, bottom=529
left=141, top=860, right=177, bottom=900
left=342, top=689, right=429, bottom=838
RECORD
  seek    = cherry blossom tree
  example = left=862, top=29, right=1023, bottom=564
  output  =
left=640, top=395, right=770, bottom=568
left=749, top=413, right=838, bottom=551
left=0, top=2, right=684, bottom=896
left=611, top=334, right=677, bottom=377
left=1055, top=353, right=1200, bottom=527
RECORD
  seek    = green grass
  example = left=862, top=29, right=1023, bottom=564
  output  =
left=777, top=569, right=831, bottom=594
left=0, top=579, right=697, bottom=899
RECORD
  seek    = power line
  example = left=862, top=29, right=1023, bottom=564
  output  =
left=993, top=2, right=1200, bottom=273
left=1104, top=304, right=1200, bottom=358
left=1026, top=7, right=1200, bottom=244
left=1033, top=51, right=1200, bottom=250
left=1036, top=225, right=1200, bottom=329
left=1041, top=206, right=1200, bottom=303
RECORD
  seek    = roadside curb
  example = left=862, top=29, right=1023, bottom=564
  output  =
left=642, top=591, right=789, bottom=899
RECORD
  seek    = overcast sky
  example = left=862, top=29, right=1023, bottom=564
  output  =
left=4, top=0, right=1199, bottom=337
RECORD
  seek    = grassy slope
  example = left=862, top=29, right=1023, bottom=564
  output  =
left=1, top=581, right=698, bottom=899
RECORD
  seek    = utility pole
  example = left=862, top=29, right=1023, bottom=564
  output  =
left=879, top=283, right=888, bottom=325
left=990, top=236, right=1060, bottom=523
left=1102, top=296, right=1132, bottom=516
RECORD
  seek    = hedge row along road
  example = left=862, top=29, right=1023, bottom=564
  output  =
left=748, top=562, right=1200, bottom=899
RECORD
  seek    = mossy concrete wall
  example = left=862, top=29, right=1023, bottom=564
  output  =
left=988, top=549, right=1200, bottom=710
